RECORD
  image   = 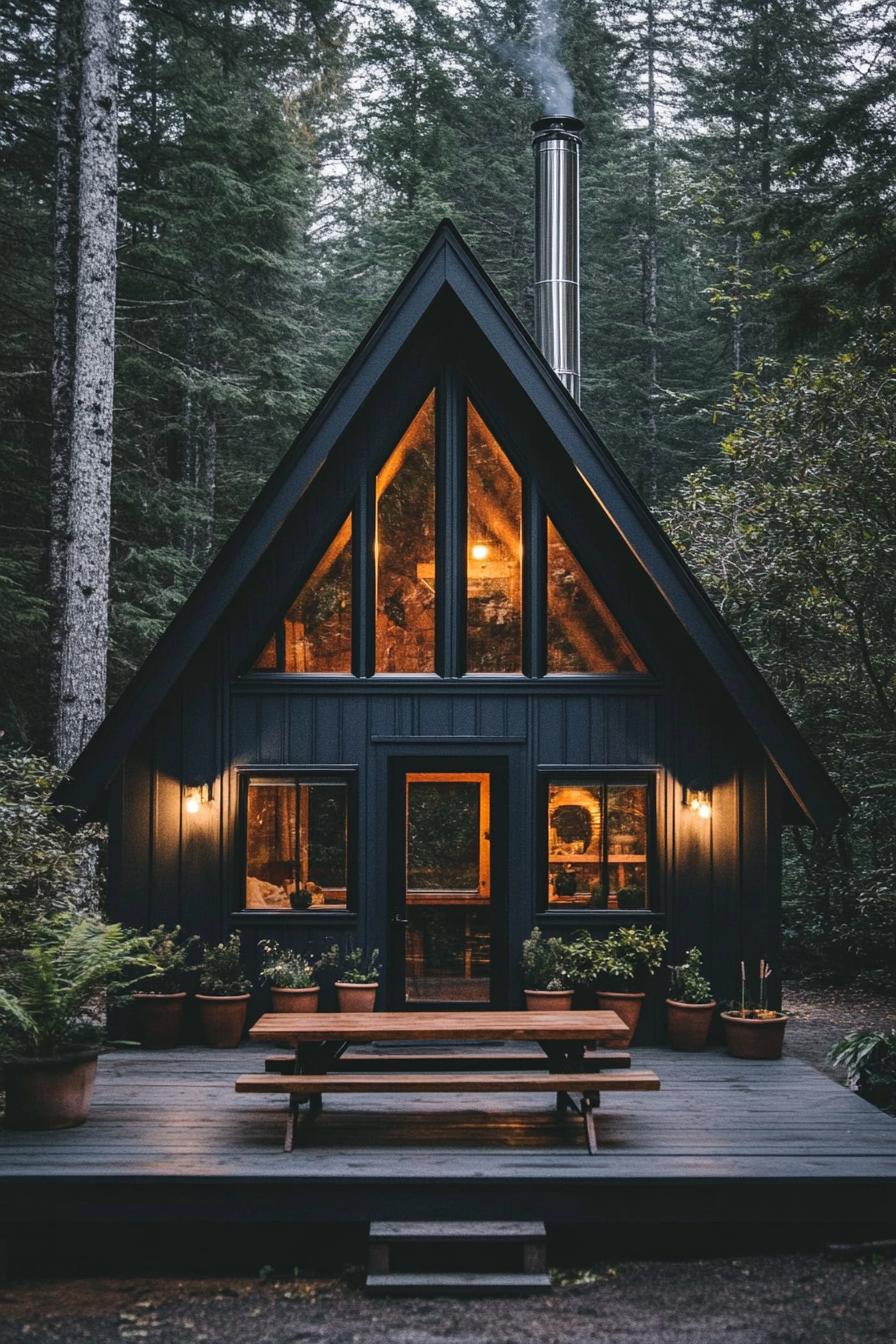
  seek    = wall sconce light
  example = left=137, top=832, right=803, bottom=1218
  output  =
left=684, top=786, right=712, bottom=820
left=184, top=783, right=212, bottom=814
left=470, top=542, right=490, bottom=562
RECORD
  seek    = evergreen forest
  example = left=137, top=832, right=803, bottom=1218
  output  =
left=1, top=0, right=894, bottom=981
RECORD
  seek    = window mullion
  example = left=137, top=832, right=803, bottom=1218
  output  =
left=436, top=367, right=465, bottom=677
left=354, top=475, right=374, bottom=677
left=523, top=485, right=546, bottom=677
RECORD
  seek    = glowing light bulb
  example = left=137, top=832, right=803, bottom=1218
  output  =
left=471, top=543, right=489, bottom=561
left=185, top=789, right=201, bottom=814
left=698, top=800, right=712, bottom=820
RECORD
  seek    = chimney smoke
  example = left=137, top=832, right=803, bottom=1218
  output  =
left=532, top=115, right=583, bottom=403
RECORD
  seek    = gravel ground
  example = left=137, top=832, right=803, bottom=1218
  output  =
left=1, top=1254, right=895, bottom=1344
left=1, top=982, right=894, bottom=1342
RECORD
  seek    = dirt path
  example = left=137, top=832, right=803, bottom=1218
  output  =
left=783, top=978, right=896, bottom=1082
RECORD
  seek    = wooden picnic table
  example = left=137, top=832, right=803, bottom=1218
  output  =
left=244, top=1010, right=651, bottom=1152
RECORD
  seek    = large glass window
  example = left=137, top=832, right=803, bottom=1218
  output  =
left=244, top=776, right=349, bottom=910
left=376, top=392, right=437, bottom=673
left=466, top=402, right=522, bottom=672
left=546, top=518, right=646, bottom=673
left=546, top=777, right=650, bottom=909
left=252, top=516, right=352, bottom=673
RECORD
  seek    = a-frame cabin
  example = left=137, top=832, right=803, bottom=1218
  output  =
left=61, top=221, right=843, bottom=1039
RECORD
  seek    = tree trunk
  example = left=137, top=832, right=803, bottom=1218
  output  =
left=49, top=0, right=82, bottom=731
left=642, top=0, right=659, bottom=500
left=54, top=0, right=119, bottom=770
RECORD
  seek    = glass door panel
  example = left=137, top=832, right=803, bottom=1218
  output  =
left=403, top=772, right=491, bottom=1004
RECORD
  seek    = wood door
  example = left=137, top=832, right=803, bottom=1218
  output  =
left=391, top=769, right=495, bottom=1007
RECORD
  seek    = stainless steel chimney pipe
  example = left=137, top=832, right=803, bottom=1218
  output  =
left=532, top=115, right=584, bottom=403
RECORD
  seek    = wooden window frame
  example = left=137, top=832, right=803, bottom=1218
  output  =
left=233, top=766, right=358, bottom=920
left=537, top=769, right=659, bottom=917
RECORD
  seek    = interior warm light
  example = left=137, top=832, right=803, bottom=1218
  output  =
left=698, top=800, right=712, bottom=820
left=470, top=542, right=490, bottom=562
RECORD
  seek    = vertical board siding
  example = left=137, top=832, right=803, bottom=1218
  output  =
left=114, top=673, right=781, bottom=1041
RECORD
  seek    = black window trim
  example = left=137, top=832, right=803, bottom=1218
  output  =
left=232, top=765, right=359, bottom=921
left=536, top=766, right=660, bottom=920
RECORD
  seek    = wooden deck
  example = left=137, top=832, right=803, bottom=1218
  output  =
left=2, top=1043, right=895, bottom=1230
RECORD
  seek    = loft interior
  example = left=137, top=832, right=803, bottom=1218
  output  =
left=61, top=120, right=843, bottom=1038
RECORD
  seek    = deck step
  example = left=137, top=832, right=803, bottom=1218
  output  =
left=366, top=1219, right=549, bottom=1295
left=365, top=1272, right=551, bottom=1295
left=370, top=1220, right=545, bottom=1242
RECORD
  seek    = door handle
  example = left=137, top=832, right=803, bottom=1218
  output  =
left=392, top=913, right=409, bottom=926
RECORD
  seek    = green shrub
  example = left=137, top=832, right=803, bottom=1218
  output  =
left=520, top=928, right=570, bottom=991
left=258, top=939, right=318, bottom=989
left=565, top=926, right=668, bottom=991
left=0, top=748, right=106, bottom=947
left=0, top=914, right=159, bottom=1059
left=197, top=933, right=250, bottom=996
left=135, top=926, right=196, bottom=994
left=321, top=943, right=381, bottom=983
left=667, top=947, right=714, bottom=1004
left=828, top=1030, right=896, bottom=1110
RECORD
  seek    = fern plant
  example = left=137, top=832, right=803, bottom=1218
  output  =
left=0, top=914, right=159, bottom=1059
left=322, top=943, right=381, bottom=983
left=828, top=1030, right=896, bottom=1109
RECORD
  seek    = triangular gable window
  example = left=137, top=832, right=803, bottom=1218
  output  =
left=546, top=518, right=646, bottom=673
left=376, top=391, right=437, bottom=673
left=467, top=402, right=522, bottom=673
left=250, top=391, right=646, bottom=678
left=252, top=515, right=352, bottom=673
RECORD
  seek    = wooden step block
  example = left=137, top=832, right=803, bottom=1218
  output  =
left=365, top=1272, right=551, bottom=1295
left=370, top=1220, right=545, bottom=1243
left=366, top=1219, right=549, bottom=1295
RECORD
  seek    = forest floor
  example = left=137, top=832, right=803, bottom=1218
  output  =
left=1, top=977, right=894, bottom=1344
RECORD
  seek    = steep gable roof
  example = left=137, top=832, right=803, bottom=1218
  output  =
left=60, top=220, right=845, bottom=830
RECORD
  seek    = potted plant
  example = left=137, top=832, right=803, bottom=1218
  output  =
left=289, top=885, right=321, bottom=911
left=324, top=943, right=382, bottom=1012
left=552, top=868, right=578, bottom=899
left=588, top=881, right=607, bottom=910
left=0, top=914, right=157, bottom=1130
left=132, top=925, right=195, bottom=1048
left=520, top=928, right=574, bottom=1010
left=615, top=882, right=645, bottom=911
left=721, top=960, right=787, bottom=1059
left=195, top=933, right=251, bottom=1047
left=567, top=926, right=667, bottom=1048
left=665, top=947, right=716, bottom=1050
left=258, top=938, right=321, bottom=1012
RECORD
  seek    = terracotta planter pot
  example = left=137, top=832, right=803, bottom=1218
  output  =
left=596, top=990, right=645, bottom=1048
left=524, top=989, right=574, bottom=1012
left=3, top=1050, right=98, bottom=1130
left=336, top=982, right=378, bottom=1013
left=271, top=986, right=319, bottom=1014
left=133, top=991, right=187, bottom=1049
left=666, top=998, right=716, bottom=1051
left=196, top=993, right=250, bottom=1047
left=722, top=1011, right=787, bottom=1060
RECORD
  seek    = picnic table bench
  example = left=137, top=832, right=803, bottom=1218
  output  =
left=239, top=1011, right=660, bottom=1155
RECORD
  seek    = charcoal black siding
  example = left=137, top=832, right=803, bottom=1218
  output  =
left=109, top=656, right=782, bottom=1042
